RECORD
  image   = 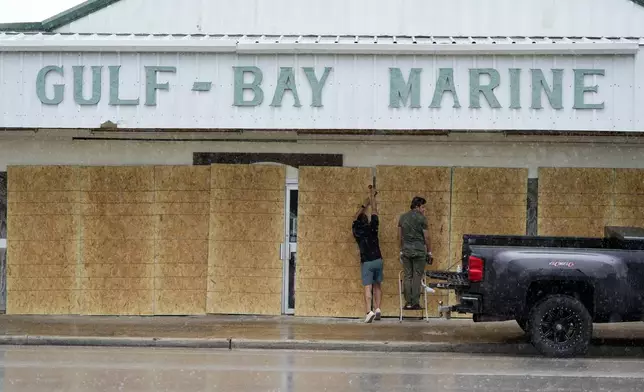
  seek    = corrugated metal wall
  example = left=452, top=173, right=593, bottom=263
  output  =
left=54, top=0, right=644, bottom=37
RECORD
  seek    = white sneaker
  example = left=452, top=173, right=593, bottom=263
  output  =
left=364, top=311, right=376, bottom=323
left=422, top=282, right=436, bottom=294
left=374, top=308, right=381, bottom=320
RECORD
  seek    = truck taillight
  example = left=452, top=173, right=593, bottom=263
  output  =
left=468, top=255, right=484, bottom=282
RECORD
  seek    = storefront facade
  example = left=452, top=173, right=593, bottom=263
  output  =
left=1, top=0, right=644, bottom=317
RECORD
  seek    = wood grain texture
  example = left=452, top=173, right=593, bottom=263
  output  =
left=207, top=164, right=285, bottom=315
left=295, top=167, right=373, bottom=318
left=154, top=166, right=210, bottom=315
left=375, top=166, right=452, bottom=318
left=450, top=167, right=527, bottom=279
left=538, top=168, right=615, bottom=237
left=6, top=166, right=80, bottom=315
left=78, top=166, right=155, bottom=315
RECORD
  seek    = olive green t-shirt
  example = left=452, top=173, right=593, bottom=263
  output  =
left=398, top=210, right=428, bottom=257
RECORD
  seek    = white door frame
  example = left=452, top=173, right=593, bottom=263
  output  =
left=282, top=181, right=298, bottom=315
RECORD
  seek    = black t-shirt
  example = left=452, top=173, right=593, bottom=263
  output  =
left=352, top=214, right=382, bottom=263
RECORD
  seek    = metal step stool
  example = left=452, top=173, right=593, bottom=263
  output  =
left=398, top=270, right=429, bottom=322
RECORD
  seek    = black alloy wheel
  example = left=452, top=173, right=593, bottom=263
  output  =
left=528, top=295, right=592, bottom=358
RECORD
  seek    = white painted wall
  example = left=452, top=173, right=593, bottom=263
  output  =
left=54, top=0, right=644, bottom=37
left=0, top=52, right=638, bottom=132
left=3, top=136, right=644, bottom=178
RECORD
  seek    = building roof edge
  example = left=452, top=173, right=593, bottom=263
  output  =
left=1, top=0, right=644, bottom=33
left=0, top=0, right=121, bottom=32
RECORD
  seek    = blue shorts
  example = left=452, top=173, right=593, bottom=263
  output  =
left=361, top=259, right=384, bottom=286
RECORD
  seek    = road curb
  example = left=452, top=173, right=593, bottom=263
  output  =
left=0, top=335, right=536, bottom=355
left=0, top=335, right=642, bottom=357
left=230, top=339, right=539, bottom=355
left=0, top=335, right=231, bottom=349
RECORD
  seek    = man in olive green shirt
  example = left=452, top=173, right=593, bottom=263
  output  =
left=398, top=196, right=432, bottom=310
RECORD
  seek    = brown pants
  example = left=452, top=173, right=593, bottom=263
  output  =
left=402, top=254, right=425, bottom=306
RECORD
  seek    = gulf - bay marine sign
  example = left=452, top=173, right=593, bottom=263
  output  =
left=0, top=53, right=638, bottom=131
left=36, top=65, right=605, bottom=110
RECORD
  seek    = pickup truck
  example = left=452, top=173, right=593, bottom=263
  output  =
left=427, top=226, right=644, bottom=358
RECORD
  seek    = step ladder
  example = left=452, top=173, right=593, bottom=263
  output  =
left=398, top=270, right=429, bottom=322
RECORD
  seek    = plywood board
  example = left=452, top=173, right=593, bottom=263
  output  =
left=80, top=290, right=154, bottom=315
left=450, top=168, right=528, bottom=271
left=539, top=167, right=614, bottom=194
left=154, top=166, right=210, bottom=315
left=208, top=164, right=285, bottom=315
left=7, top=166, right=79, bottom=192
left=6, top=165, right=81, bottom=315
left=81, top=216, right=157, bottom=240
left=538, top=167, right=615, bottom=237
left=157, top=214, right=209, bottom=240
left=7, top=240, right=77, bottom=265
left=538, top=218, right=610, bottom=237
left=79, top=166, right=155, bottom=316
left=154, top=166, right=210, bottom=191
left=375, top=166, right=451, bottom=192
left=156, top=240, right=209, bottom=265
left=7, top=290, right=75, bottom=314
left=155, top=290, right=206, bottom=315
left=611, top=169, right=644, bottom=231
left=207, top=292, right=281, bottom=315
left=374, top=166, right=451, bottom=318
left=80, top=166, right=154, bottom=192
left=295, top=167, right=372, bottom=317
left=209, top=213, right=283, bottom=242
left=8, top=215, right=79, bottom=240
left=211, top=164, right=285, bottom=190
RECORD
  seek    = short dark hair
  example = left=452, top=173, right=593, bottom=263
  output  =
left=410, top=196, right=426, bottom=210
left=357, top=212, right=369, bottom=224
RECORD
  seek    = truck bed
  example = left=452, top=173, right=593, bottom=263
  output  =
left=462, top=226, right=644, bottom=251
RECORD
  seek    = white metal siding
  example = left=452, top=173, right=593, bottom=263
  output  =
left=53, top=0, right=644, bottom=37
left=0, top=51, right=637, bottom=131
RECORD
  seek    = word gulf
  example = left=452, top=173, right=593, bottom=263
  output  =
left=35, top=65, right=332, bottom=107
left=389, top=68, right=605, bottom=110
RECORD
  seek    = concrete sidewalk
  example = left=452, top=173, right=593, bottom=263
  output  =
left=0, top=314, right=643, bottom=356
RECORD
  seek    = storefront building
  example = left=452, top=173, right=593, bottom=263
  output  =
left=1, top=0, right=644, bottom=318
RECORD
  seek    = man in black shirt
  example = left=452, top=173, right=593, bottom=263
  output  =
left=352, top=187, right=383, bottom=323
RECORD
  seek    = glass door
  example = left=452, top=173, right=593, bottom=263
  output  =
left=282, top=182, right=298, bottom=314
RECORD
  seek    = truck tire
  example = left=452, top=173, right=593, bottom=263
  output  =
left=528, top=295, right=592, bottom=358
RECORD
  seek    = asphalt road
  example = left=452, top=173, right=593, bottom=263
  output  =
left=1, top=346, right=643, bottom=391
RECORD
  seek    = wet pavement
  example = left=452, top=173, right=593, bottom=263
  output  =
left=1, top=314, right=643, bottom=346
left=1, top=346, right=644, bottom=391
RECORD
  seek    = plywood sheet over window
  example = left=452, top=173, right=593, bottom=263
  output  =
left=207, top=164, right=285, bottom=315
left=296, top=167, right=372, bottom=317
left=451, top=167, right=528, bottom=265
left=79, top=166, right=155, bottom=315
left=376, top=166, right=451, bottom=318
left=154, top=166, right=210, bottom=315
left=538, top=168, right=615, bottom=237
left=450, top=167, right=528, bottom=318
left=608, top=169, right=644, bottom=229
left=6, top=166, right=80, bottom=314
